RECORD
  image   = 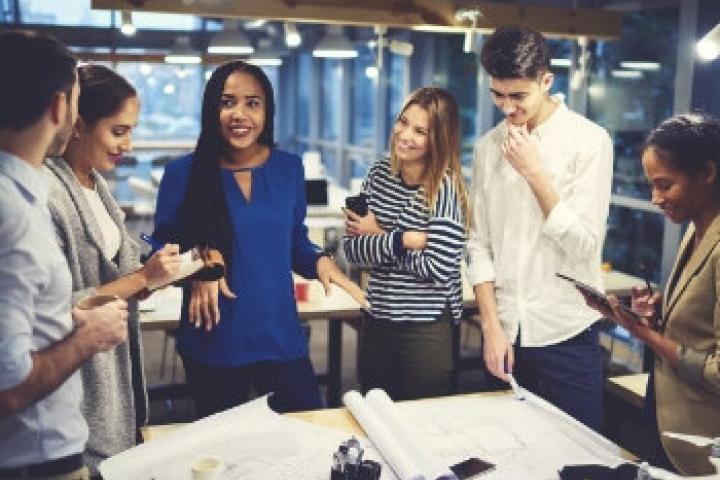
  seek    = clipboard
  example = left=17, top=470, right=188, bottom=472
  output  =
left=556, top=273, right=642, bottom=322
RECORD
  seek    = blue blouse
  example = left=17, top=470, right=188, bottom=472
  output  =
left=153, top=149, right=322, bottom=366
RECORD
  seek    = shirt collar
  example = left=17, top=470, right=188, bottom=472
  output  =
left=497, top=94, right=568, bottom=141
left=532, top=95, right=567, bottom=140
left=0, top=150, right=50, bottom=206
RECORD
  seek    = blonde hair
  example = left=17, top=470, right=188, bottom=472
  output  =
left=389, top=87, right=472, bottom=230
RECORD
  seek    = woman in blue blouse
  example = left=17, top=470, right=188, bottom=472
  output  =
left=153, top=60, right=365, bottom=417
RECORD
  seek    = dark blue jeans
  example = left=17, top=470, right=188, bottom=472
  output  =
left=514, top=322, right=604, bottom=431
left=181, top=355, right=323, bottom=418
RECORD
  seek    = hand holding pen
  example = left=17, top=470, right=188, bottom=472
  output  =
left=139, top=233, right=181, bottom=290
left=630, top=263, right=661, bottom=328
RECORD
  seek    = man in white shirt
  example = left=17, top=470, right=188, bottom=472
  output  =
left=0, top=30, right=129, bottom=479
left=467, top=25, right=613, bottom=430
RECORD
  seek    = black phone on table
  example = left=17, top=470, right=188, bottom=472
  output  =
left=451, top=457, right=495, bottom=479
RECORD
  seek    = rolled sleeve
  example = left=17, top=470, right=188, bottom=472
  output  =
left=539, top=131, right=612, bottom=263
left=0, top=335, right=32, bottom=390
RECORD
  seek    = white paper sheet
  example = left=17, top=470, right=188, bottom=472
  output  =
left=364, top=390, right=457, bottom=480
left=397, top=391, right=623, bottom=480
left=100, top=396, right=389, bottom=480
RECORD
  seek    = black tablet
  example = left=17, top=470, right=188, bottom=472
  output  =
left=556, top=273, right=642, bottom=322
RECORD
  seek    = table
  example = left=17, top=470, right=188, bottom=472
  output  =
left=141, top=391, right=636, bottom=461
left=140, top=270, right=650, bottom=406
left=606, top=373, right=649, bottom=410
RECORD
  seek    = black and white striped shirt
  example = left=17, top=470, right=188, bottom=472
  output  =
left=343, top=158, right=466, bottom=323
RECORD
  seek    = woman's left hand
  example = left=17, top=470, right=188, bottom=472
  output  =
left=343, top=208, right=385, bottom=236
left=316, top=256, right=370, bottom=309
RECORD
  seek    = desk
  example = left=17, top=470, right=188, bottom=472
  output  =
left=141, top=391, right=636, bottom=462
left=606, top=373, right=649, bottom=410
left=140, top=270, right=649, bottom=406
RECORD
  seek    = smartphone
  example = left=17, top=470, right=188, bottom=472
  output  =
left=345, top=193, right=368, bottom=216
left=450, top=457, right=495, bottom=479
left=556, top=273, right=641, bottom=322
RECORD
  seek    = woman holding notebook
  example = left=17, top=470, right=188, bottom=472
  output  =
left=343, top=87, right=470, bottom=401
left=45, top=64, right=180, bottom=475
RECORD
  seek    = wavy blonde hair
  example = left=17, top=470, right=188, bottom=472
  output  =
left=389, top=87, right=472, bottom=230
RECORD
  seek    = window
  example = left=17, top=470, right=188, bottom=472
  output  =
left=548, top=39, right=573, bottom=102
left=19, top=0, right=110, bottom=26
left=113, top=10, right=202, bottom=31
left=295, top=52, right=312, bottom=138
left=117, top=63, right=203, bottom=142
left=587, top=8, right=678, bottom=201
left=350, top=46, right=376, bottom=148
left=434, top=34, right=479, bottom=166
left=385, top=53, right=407, bottom=148
left=603, top=206, right=664, bottom=283
left=321, top=59, right=342, bottom=141
left=587, top=7, right=679, bottom=281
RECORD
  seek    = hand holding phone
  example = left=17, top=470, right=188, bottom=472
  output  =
left=345, top=193, right=368, bottom=216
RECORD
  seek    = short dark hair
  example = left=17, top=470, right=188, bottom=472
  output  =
left=0, top=30, right=76, bottom=131
left=480, top=25, right=550, bottom=79
left=77, top=64, right=136, bottom=126
left=643, top=113, right=720, bottom=183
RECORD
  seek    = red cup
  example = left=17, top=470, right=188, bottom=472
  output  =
left=294, top=282, right=309, bottom=302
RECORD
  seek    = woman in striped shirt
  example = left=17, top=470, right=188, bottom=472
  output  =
left=343, top=87, right=470, bottom=400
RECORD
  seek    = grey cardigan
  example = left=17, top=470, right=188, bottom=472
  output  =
left=44, top=157, right=147, bottom=475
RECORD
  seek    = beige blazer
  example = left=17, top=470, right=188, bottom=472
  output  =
left=655, top=215, right=720, bottom=476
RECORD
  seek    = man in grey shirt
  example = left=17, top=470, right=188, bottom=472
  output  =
left=0, top=30, right=129, bottom=480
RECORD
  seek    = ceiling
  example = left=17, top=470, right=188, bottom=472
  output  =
left=89, top=0, right=656, bottom=39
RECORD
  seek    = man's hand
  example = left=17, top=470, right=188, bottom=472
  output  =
left=501, top=123, right=542, bottom=178
left=482, top=320, right=514, bottom=382
left=72, top=298, right=129, bottom=353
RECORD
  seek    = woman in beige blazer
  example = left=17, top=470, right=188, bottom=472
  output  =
left=584, top=113, right=720, bottom=476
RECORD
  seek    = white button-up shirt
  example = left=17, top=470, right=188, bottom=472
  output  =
left=467, top=101, right=613, bottom=347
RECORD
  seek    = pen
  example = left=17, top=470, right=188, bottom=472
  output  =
left=507, top=373, right=526, bottom=401
left=140, top=232, right=163, bottom=251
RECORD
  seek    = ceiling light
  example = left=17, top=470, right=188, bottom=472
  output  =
left=697, top=23, right=720, bottom=61
left=247, top=38, right=284, bottom=67
left=164, top=36, right=201, bottom=64
left=284, top=22, right=302, bottom=48
left=619, top=61, right=661, bottom=71
left=551, top=58, right=572, bottom=68
left=611, top=69, right=643, bottom=79
left=455, top=7, right=483, bottom=53
left=389, top=39, right=413, bottom=57
left=208, top=20, right=254, bottom=55
left=120, top=10, right=136, bottom=36
left=313, top=26, right=357, bottom=59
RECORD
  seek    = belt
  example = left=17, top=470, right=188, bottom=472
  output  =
left=0, top=454, right=84, bottom=479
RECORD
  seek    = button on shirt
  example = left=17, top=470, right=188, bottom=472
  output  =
left=0, top=151, right=87, bottom=467
left=466, top=102, right=613, bottom=347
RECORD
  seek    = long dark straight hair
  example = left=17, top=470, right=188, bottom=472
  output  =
left=178, top=60, right=275, bottom=268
